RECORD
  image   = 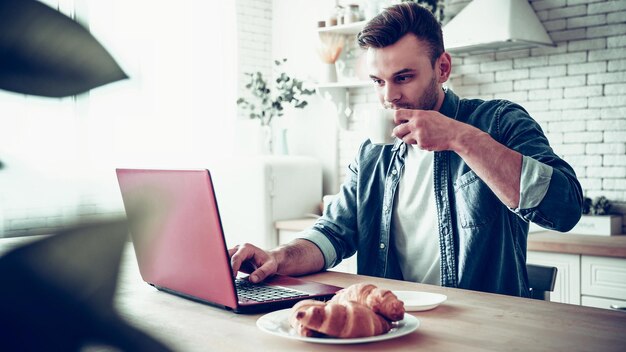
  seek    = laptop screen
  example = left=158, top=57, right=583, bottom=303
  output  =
left=116, top=169, right=239, bottom=310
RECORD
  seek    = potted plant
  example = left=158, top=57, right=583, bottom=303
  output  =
left=573, top=196, right=623, bottom=236
left=237, top=58, right=315, bottom=154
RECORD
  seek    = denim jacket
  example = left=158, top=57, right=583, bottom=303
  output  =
left=301, top=89, right=583, bottom=297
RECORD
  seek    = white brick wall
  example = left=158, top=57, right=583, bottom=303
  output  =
left=236, top=0, right=273, bottom=120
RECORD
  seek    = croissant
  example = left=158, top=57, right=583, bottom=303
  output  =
left=329, top=283, right=405, bottom=321
left=288, top=300, right=325, bottom=337
left=290, top=299, right=391, bottom=338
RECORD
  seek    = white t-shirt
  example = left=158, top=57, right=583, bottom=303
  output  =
left=391, top=145, right=440, bottom=285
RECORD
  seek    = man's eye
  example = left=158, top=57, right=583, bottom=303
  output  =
left=372, top=79, right=384, bottom=86
left=396, top=75, right=412, bottom=83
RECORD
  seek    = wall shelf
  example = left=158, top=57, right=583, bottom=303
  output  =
left=316, top=21, right=369, bottom=129
left=316, top=80, right=371, bottom=90
left=317, top=21, right=367, bottom=35
left=316, top=81, right=371, bottom=129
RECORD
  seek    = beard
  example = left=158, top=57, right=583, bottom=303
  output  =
left=395, top=74, right=440, bottom=111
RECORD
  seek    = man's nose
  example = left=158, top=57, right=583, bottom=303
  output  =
left=383, top=84, right=401, bottom=105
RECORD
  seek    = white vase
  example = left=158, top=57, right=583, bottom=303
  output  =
left=274, top=128, right=289, bottom=155
left=261, top=124, right=273, bottom=155
left=320, top=63, right=337, bottom=83
left=236, top=120, right=273, bottom=156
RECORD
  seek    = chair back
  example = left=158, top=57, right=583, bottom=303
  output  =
left=527, top=264, right=558, bottom=301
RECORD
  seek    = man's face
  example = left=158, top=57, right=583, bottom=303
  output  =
left=366, top=33, right=444, bottom=111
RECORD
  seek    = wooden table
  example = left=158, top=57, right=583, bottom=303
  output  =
left=111, top=246, right=626, bottom=351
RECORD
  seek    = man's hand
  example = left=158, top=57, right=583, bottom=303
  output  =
left=392, top=109, right=480, bottom=151
left=228, top=243, right=279, bottom=283
left=228, top=239, right=326, bottom=284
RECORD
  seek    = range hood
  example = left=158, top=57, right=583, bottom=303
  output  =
left=443, top=0, right=555, bottom=55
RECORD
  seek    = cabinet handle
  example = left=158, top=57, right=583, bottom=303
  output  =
left=610, top=305, right=626, bottom=312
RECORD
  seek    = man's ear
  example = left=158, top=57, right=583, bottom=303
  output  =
left=437, top=52, right=452, bottom=83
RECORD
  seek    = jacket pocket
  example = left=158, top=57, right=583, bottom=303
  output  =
left=453, top=170, right=498, bottom=229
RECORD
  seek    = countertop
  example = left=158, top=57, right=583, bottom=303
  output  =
left=275, top=218, right=626, bottom=258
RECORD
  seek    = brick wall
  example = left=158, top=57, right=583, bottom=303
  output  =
left=339, top=0, right=626, bottom=231
left=236, top=0, right=273, bottom=120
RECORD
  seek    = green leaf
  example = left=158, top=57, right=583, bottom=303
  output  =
left=238, top=58, right=316, bottom=121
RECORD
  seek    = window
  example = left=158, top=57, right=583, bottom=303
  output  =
left=0, top=0, right=237, bottom=236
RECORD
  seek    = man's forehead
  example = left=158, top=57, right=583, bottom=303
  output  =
left=365, top=34, right=431, bottom=76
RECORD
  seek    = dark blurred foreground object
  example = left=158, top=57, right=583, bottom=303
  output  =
left=0, top=219, right=172, bottom=352
left=0, top=0, right=128, bottom=97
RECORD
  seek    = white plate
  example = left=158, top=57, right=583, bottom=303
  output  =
left=256, top=308, right=420, bottom=344
left=393, top=291, right=447, bottom=312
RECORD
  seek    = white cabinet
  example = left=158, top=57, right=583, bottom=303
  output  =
left=581, top=255, right=626, bottom=309
left=212, top=156, right=322, bottom=250
left=581, top=296, right=626, bottom=310
left=527, top=251, right=581, bottom=305
left=528, top=251, right=626, bottom=310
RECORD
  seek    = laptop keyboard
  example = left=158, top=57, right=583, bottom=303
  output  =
left=235, top=278, right=309, bottom=303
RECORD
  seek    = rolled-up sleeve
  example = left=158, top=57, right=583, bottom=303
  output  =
left=517, top=155, right=553, bottom=210
left=299, top=229, right=338, bottom=269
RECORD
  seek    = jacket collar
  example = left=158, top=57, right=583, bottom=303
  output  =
left=440, top=87, right=461, bottom=120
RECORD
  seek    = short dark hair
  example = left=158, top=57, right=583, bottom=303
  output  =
left=357, top=2, right=444, bottom=66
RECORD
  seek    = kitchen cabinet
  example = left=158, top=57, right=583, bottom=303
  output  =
left=211, top=157, right=322, bottom=250
left=581, top=255, right=626, bottom=310
left=581, top=296, right=626, bottom=310
left=528, top=232, right=626, bottom=310
left=527, top=251, right=581, bottom=305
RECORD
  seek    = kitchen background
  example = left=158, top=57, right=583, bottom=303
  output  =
left=0, top=0, right=625, bottom=237
left=242, top=0, right=626, bottom=231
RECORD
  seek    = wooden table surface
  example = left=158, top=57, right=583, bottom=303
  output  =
left=110, top=246, right=626, bottom=352
left=2, top=235, right=625, bottom=351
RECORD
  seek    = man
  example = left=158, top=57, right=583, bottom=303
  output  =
left=229, top=3, right=583, bottom=297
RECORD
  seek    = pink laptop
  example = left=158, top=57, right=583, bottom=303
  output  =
left=116, top=168, right=341, bottom=314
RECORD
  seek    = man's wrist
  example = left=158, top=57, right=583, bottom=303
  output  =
left=268, top=245, right=287, bottom=274
left=450, top=122, right=487, bottom=156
